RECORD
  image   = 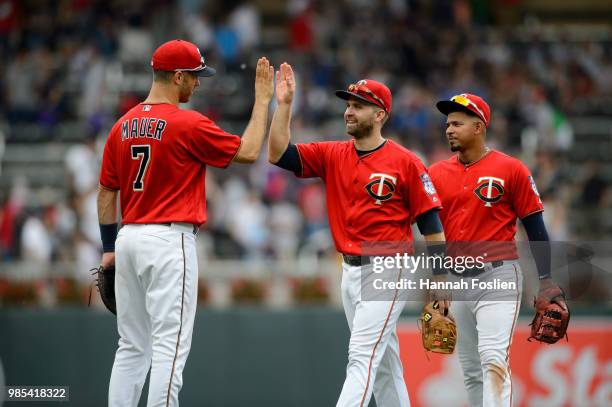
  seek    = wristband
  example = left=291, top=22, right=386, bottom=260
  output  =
left=99, top=223, right=118, bottom=253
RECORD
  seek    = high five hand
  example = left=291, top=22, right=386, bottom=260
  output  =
left=275, top=62, right=295, bottom=106
left=255, top=57, right=275, bottom=103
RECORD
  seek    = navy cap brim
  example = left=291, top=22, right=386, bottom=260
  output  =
left=335, top=90, right=384, bottom=109
left=436, top=100, right=479, bottom=119
left=194, top=66, right=216, bottom=77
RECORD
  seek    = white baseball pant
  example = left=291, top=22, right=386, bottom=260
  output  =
left=109, top=223, right=198, bottom=407
left=451, top=261, right=523, bottom=407
left=337, top=261, right=411, bottom=407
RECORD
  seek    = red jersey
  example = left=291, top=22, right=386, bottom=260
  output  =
left=296, top=139, right=441, bottom=255
left=429, top=150, right=543, bottom=260
left=100, top=103, right=241, bottom=226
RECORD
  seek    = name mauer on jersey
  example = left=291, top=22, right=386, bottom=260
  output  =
left=121, top=117, right=168, bottom=141
left=100, top=103, right=242, bottom=226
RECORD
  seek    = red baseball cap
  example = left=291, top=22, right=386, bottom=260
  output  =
left=436, top=93, right=490, bottom=127
left=151, top=39, right=216, bottom=77
left=336, top=79, right=392, bottom=113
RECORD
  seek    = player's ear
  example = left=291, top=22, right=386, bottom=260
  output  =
left=376, top=109, right=386, bottom=124
left=173, top=71, right=183, bottom=85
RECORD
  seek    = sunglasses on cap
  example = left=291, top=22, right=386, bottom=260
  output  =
left=348, top=83, right=387, bottom=111
left=450, top=94, right=486, bottom=122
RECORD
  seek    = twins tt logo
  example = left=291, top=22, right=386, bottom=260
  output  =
left=474, top=176, right=505, bottom=207
left=366, top=173, right=397, bottom=205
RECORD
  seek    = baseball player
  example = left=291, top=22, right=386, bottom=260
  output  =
left=429, top=93, right=568, bottom=406
left=97, top=39, right=274, bottom=406
left=268, top=63, right=447, bottom=407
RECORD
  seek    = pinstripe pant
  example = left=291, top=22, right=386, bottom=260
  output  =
left=336, top=261, right=411, bottom=407
left=109, top=223, right=198, bottom=407
left=451, top=261, right=523, bottom=407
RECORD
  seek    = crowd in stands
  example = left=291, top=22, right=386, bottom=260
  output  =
left=0, top=0, right=610, bottom=283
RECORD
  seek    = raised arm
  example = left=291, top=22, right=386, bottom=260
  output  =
left=233, top=57, right=275, bottom=163
left=268, top=63, right=295, bottom=164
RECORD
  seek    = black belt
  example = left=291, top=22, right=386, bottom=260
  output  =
left=342, top=254, right=371, bottom=267
left=451, top=260, right=505, bottom=277
left=161, top=223, right=198, bottom=235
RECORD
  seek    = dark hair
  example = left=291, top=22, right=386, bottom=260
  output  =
left=153, top=70, right=175, bottom=83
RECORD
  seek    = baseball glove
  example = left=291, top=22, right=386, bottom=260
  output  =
left=89, top=265, right=116, bottom=315
left=529, top=285, right=569, bottom=344
left=418, top=301, right=457, bottom=354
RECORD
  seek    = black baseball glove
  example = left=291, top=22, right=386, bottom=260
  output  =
left=89, top=265, right=116, bottom=315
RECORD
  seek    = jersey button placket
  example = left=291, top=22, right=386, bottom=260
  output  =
left=352, top=173, right=359, bottom=206
left=459, top=170, right=468, bottom=236
left=461, top=171, right=469, bottom=194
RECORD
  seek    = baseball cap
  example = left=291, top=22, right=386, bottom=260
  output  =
left=151, top=39, right=216, bottom=77
left=436, top=93, right=490, bottom=127
left=335, top=79, right=392, bottom=113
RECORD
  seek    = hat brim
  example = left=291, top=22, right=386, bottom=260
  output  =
left=436, top=100, right=480, bottom=120
left=335, top=90, right=385, bottom=110
left=193, top=66, right=216, bottom=77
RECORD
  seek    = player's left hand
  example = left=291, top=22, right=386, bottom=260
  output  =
left=428, top=294, right=450, bottom=316
left=529, top=279, right=570, bottom=344
left=538, top=278, right=568, bottom=311
left=101, top=252, right=115, bottom=269
left=428, top=274, right=451, bottom=315
left=418, top=300, right=457, bottom=354
left=275, top=62, right=295, bottom=106
left=89, top=261, right=117, bottom=315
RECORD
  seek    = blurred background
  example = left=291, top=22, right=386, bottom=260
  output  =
left=0, top=0, right=610, bottom=406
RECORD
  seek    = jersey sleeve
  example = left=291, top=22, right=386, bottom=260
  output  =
left=404, top=158, right=442, bottom=222
left=512, top=162, right=544, bottom=219
left=295, top=142, right=334, bottom=178
left=187, top=116, right=241, bottom=168
left=427, top=163, right=442, bottom=188
left=99, top=129, right=120, bottom=190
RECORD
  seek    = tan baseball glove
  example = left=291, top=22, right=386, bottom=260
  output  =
left=418, top=300, right=457, bottom=354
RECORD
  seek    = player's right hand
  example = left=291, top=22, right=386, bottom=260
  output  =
left=275, top=62, right=295, bottom=106
left=254, top=57, right=274, bottom=104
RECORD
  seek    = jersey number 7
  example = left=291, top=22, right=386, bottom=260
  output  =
left=131, top=145, right=151, bottom=191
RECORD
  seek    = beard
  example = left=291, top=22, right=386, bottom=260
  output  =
left=178, top=79, right=194, bottom=103
left=179, top=87, right=192, bottom=103
left=448, top=139, right=463, bottom=152
left=347, top=120, right=374, bottom=139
